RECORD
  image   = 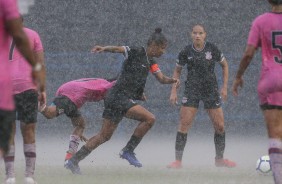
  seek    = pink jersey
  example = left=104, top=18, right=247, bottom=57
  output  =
left=0, top=0, right=20, bottom=110
left=10, top=27, right=43, bottom=94
left=56, top=78, right=116, bottom=108
left=248, top=12, right=282, bottom=106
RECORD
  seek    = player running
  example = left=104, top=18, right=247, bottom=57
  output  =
left=167, top=24, right=236, bottom=169
left=40, top=78, right=116, bottom=161
left=4, top=22, right=45, bottom=184
left=232, top=1, right=282, bottom=183
left=0, top=1, right=45, bottom=183
left=64, top=28, right=179, bottom=174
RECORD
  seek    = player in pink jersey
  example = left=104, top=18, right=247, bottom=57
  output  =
left=40, top=78, right=116, bottom=161
left=3, top=23, right=46, bottom=184
left=0, top=0, right=45, bottom=174
left=232, top=1, right=282, bottom=183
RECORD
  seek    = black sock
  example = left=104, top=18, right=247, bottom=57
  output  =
left=71, top=145, right=91, bottom=164
left=175, top=131, right=187, bottom=161
left=123, top=135, right=142, bottom=152
left=214, top=132, right=225, bottom=159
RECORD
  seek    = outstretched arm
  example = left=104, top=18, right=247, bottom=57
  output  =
left=91, top=45, right=126, bottom=54
left=154, top=71, right=179, bottom=86
left=219, top=59, right=228, bottom=102
left=170, top=66, right=182, bottom=105
left=232, top=45, right=256, bottom=96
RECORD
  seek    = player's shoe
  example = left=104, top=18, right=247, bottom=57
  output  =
left=166, top=160, right=182, bottom=169
left=24, top=177, right=37, bottom=184
left=65, top=152, right=73, bottom=161
left=64, top=159, right=82, bottom=175
left=119, top=150, right=142, bottom=168
left=215, top=158, right=236, bottom=168
left=4, top=177, right=16, bottom=184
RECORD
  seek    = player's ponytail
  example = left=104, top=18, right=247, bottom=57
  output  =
left=147, top=27, right=167, bottom=46
left=268, top=0, right=282, bottom=5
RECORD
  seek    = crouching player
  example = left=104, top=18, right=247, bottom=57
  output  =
left=40, top=78, right=116, bottom=161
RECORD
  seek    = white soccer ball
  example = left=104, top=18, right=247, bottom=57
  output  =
left=256, top=155, right=271, bottom=174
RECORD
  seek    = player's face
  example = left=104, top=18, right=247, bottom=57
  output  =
left=149, top=42, right=167, bottom=58
left=191, top=25, right=206, bottom=45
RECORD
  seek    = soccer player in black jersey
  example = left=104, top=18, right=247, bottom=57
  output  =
left=167, top=24, right=236, bottom=169
left=64, top=28, right=179, bottom=174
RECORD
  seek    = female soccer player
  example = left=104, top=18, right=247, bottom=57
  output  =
left=167, top=24, right=236, bottom=169
left=232, top=1, right=282, bottom=183
left=65, top=28, right=179, bottom=174
left=40, top=78, right=116, bottom=161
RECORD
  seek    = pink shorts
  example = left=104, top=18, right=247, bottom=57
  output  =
left=258, top=70, right=282, bottom=107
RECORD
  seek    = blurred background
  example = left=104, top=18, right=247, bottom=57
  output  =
left=21, top=0, right=269, bottom=137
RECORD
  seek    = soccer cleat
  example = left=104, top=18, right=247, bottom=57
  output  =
left=167, top=160, right=182, bottom=169
left=4, top=177, right=16, bottom=184
left=215, top=158, right=236, bottom=168
left=65, top=152, right=73, bottom=161
left=24, top=177, right=37, bottom=184
left=119, top=150, right=142, bottom=168
left=64, top=159, right=82, bottom=175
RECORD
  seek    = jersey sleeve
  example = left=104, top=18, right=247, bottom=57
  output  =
left=149, top=59, right=161, bottom=73
left=2, top=0, right=20, bottom=20
left=176, top=48, right=188, bottom=67
left=247, top=18, right=261, bottom=48
left=123, top=46, right=140, bottom=60
left=212, top=44, right=225, bottom=63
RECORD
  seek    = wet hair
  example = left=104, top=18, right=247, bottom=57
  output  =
left=191, top=24, right=206, bottom=33
left=268, top=0, right=282, bottom=4
left=147, top=28, right=168, bottom=46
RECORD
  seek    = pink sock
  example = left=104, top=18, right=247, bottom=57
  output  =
left=4, top=145, right=15, bottom=178
left=24, top=143, right=36, bottom=177
left=68, top=135, right=80, bottom=154
left=269, top=138, right=282, bottom=184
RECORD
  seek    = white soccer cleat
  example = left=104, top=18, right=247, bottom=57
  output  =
left=24, top=177, right=37, bottom=184
left=5, top=177, right=16, bottom=184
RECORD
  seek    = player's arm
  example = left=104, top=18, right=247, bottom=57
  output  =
left=232, top=45, right=256, bottom=96
left=170, top=65, right=182, bottom=105
left=219, top=58, right=228, bottom=102
left=91, top=45, right=126, bottom=54
left=154, top=71, right=179, bottom=85
left=34, top=50, right=47, bottom=105
left=5, top=18, right=46, bottom=92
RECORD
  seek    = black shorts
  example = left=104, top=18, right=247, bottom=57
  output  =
left=53, top=96, right=81, bottom=118
left=0, top=109, right=15, bottom=154
left=14, top=89, right=38, bottom=123
left=181, top=92, right=222, bottom=109
left=260, top=104, right=282, bottom=110
left=103, top=93, right=138, bottom=124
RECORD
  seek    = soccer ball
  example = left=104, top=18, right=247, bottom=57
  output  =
left=256, top=155, right=271, bottom=174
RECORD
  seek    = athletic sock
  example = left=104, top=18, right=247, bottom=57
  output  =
left=68, top=135, right=80, bottom=154
left=24, top=143, right=36, bottom=177
left=71, top=145, right=91, bottom=164
left=269, top=138, right=282, bottom=184
left=214, top=132, right=225, bottom=159
left=175, top=131, right=187, bottom=161
left=4, top=145, right=15, bottom=178
left=122, top=135, right=142, bottom=152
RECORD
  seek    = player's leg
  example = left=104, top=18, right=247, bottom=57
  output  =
left=18, top=89, right=38, bottom=184
left=65, top=118, right=118, bottom=174
left=206, top=107, right=236, bottom=168
left=167, top=106, right=198, bottom=169
left=263, top=108, right=282, bottom=184
left=118, top=105, right=156, bottom=167
left=4, top=122, right=16, bottom=184
left=65, top=115, right=86, bottom=160
left=40, top=105, right=57, bottom=119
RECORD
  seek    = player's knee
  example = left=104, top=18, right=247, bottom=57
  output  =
left=146, top=115, right=156, bottom=126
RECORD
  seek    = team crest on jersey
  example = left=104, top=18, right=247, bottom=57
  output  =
left=205, top=52, right=212, bottom=60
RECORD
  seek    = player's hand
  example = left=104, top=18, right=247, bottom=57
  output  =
left=220, top=87, right=227, bottom=102
left=173, top=78, right=180, bottom=89
left=38, top=91, right=46, bottom=108
left=170, top=92, right=178, bottom=106
left=232, top=77, right=244, bottom=96
left=91, top=46, right=104, bottom=53
left=80, top=135, right=88, bottom=142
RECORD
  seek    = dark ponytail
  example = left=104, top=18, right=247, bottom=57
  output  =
left=147, top=27, right=168, bottom=46
left=268, top=0, right=282, bottom=5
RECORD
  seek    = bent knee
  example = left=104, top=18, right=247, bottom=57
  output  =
left=146, top=115, right=156, bottom=125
